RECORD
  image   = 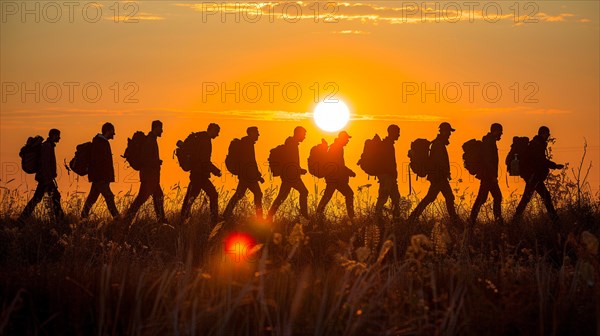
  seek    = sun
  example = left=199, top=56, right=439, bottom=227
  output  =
left=313, top=99, right=350, bottom=132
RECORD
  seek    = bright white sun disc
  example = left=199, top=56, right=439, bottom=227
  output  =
left=313, top=100, right=350, bottom=132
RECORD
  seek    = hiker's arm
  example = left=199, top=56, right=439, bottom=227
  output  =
left=199, top=140, right=211, bottom=164
left=346, top=166, right=356, bottom=177
left=39, top=145, right=53, bottom=182
left=210, top=163, right=221, bottom=176
left=546, top=159, right=561, bottom=170
left=540, top=144, right=560, bottom=169
left=482, top=139, right=495, bottom=175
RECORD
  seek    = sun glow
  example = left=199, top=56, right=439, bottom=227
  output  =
left=313, top=99, right=351, bottom=132
left=223, top=232, right=256, bottom=263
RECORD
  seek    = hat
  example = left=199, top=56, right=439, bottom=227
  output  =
left=338, top=131, right=352, bottom=139
left=439, top=122, right=455, bottom=132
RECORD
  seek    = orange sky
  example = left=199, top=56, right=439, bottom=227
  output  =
left=1, top=1, right=599, bottom=201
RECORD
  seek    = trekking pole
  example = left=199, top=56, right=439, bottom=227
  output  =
left=408, top=164, right=412, bottom=195
left=63, top=158, right=71, bottom=176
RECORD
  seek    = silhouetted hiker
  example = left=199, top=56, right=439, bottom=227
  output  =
left=470, top=123, right=504, bottom=225
left=81, top=123, right=120, bottom=219
left=408, top=122, right=459, bottom=223
left=267, top=126, right=309, bottom=222
left=375, top=125, right=401, bottom=222
left=316, top=131, right=356, bottom=220
left=513, top=126, right=564, bottom=223
left=124, top=120, right=166, bottom=224
left=18, top=129, right=65, bottom=223
left=223, top=127, right=264, bottom=220
left=180, top=123, right=222, bottom=224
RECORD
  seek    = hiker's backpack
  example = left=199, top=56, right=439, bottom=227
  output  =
left=123, top=131, right=147, bottom=171
left=19, top=135, right=44, bottom=174
left=408, top=139, right=431, bottom=178
left=505, top=136, right=531, bottom=178
left=69, top=141, right=93, bottom=176
left=225, top=138, right=242, bottom=175
left=268, top=144, right=287, bottom=177
left=307, top=139, right=330, bottom=178
left=175, top=132, right=202, bottom=172
left=462, top=139, right=483, bottom=178
left=357, top=134, right=383, bottom=176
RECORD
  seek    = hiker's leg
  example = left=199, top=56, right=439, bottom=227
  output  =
left=181, top=179, right=201, bottom=220
left=536, top=181, right=558, bottom=221
left=375, top=175, right=391, bottom=218
left=126, top=172, right=154, bottom=223
left=199, top=179, right=219, bottom=224
left=81, top=182, right=101, bottom=218
left=514, top=177, right=537, bottom=220
left=19, top=182, right=46, bottom=221
left=408, top=182, right=440, bottom=222
left=470, top=180, right=489, bottom=222
left=99, top=182, right=119, bottom=218
left=247, top=180, right=263, bottom=218
left=316, top=183, right=336, bottom=215
left=388, top=178, right=401, bottom=218
left=489, top=179, right=503, bottom=222
left=268, top=180, right=291, bottom=219
left=439, top=180, right=458, bottom=220
left=223, top=180, right=247, bottom=219
left=293, top=180, right=309, bottom=218
left=337, top=183, right=355, bottom=219
left=151, top=181, right=166, bottom=222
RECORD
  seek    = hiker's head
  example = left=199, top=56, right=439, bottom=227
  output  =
left=491, top=123, right=503, bottom=141
left=387, top=124, right=400, bottom=141
left=151, top=120, right=163, bottom=137
left=293, top=126, right=307, bottom=142
left=207, top=123, right=220, bottom=139
left=538, top=126, right=551, bottom=141
left=49, top=129, right=61, bottom=143
left=247, top=126, right=259, bottom=142
left=438, top=122, right=455, bottom=138
left=337, top=131, right=352, bottom=146
left=102, top=122, right=115, bottom=140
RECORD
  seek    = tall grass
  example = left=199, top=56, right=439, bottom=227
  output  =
left=0, top=162, right=598, bottom=335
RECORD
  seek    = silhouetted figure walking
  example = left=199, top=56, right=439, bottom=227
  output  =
left=316, top=131, right=356, bottom=219
left=470, top=123, right=504, bottom=224
left=125, top=120, right=166, bottom=224
left=513, top=126, right=564, bottom=222
left=267, top=126, right=309, bottom=221
left=180, top=123, right=222, bottom=224
left=375, top=125, right=401, bottom=222
left=18, top=129, right=65, bottom=222
left=81, top=123, right=120, bottom=219
left=223, top=127, right=264, bottom=220
left=408, top=122, right=459, bottom=223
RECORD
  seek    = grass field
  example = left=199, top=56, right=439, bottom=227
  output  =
left=1, top=165, right=599, bottom=335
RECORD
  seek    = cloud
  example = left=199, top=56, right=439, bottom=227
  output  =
left=105, top=13, right=165, bottom=22
left=537, top=12, right=575, bottom=22
left=525, top=108, right=572, bottom=115
left=1, top=108, right=444, bottom=123
left=462, top=106, right=573, bottom=115
left=331, top=30, right=370, bottom=35
left=174, top=2, right=587, bottom=26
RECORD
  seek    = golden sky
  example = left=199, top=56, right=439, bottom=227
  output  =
left=1, top=1, right=599, bottom=198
